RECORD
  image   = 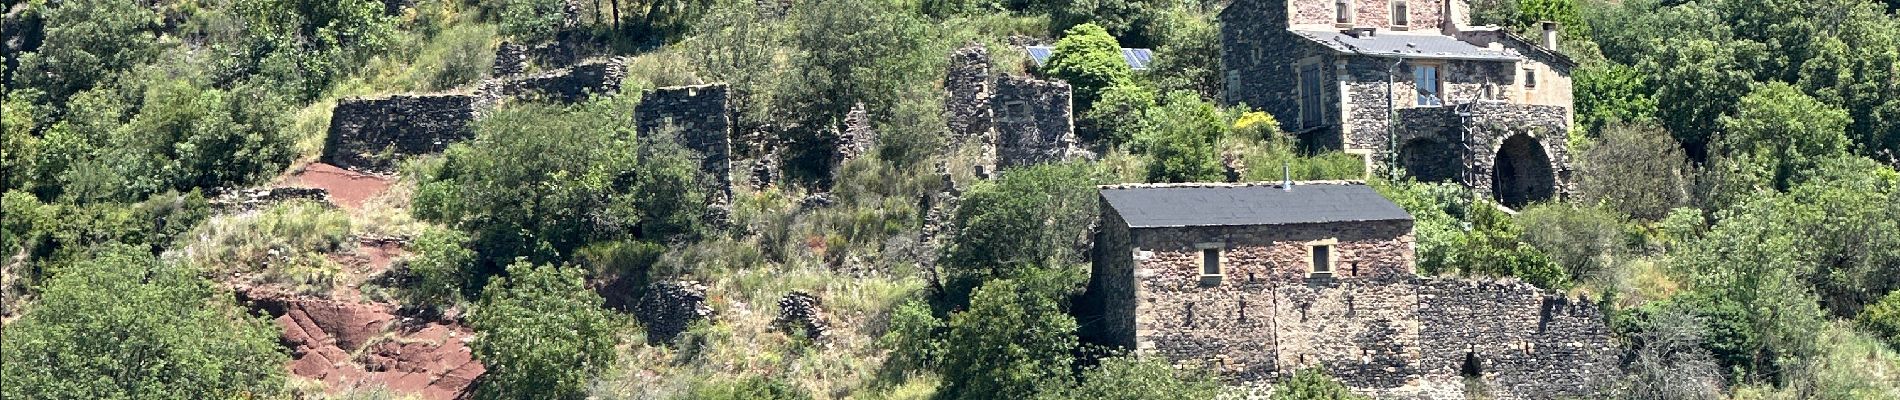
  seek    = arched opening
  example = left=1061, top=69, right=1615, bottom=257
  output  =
left=1400, top=138, right=1460, bottom=182
left=1492, top=134, right=1557, bottom=208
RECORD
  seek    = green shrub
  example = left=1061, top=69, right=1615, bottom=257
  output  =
left=938, top=272, right=1079, bottom=400
left=1860, top=291, right=1900, bottom=350
left=1515, top=203, right=1628, bottom=287
left=1058, top=356, right=1225, bottom=400
left=469, top=262, right=623, bottom=400
left=879, top=298, right=946, bottom=372
left=1578, top=122, right=1690, bottom=221
left=939, top=162, right=1103, bottom=306
left=400, top=228, right=477, bottom=308
left=1044, top=23, right=1132, bottom=112
left=1133, top=91, right=1225, bottom=183
left=0, top=246, right=288, bottom=399
left=1079, top=83, right=1155, bottom=145
left=686, top=376, right=814, bottom=400
left=1270, top=367, right=1367, bottom=400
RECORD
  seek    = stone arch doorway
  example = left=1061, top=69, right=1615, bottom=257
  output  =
left=1400, top=138, right=1460, bottom=183
left=1492, top=134, right=1557, bottom=208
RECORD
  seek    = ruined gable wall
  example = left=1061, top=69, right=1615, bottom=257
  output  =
left=1271, top=277, right=1421, bottom=389
left=945, top=43, right=993, bottom=148
left=1418, top=279, right=1614, bottom=399
left=1083, top=201, right=1139, bottom=349
left=991, top=74, right=1075, bottom=169
left=635, top=84, right=734, bottom=202
left=478, top=59, right=627, bottom=105
left=323, top=95, right=477, bottom=173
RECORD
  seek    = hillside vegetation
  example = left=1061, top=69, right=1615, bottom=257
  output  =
left=3, top=0, right=1899, bottom=399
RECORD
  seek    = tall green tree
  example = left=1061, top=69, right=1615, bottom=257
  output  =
left=777, top=0, right=934, bottom=181
left=468, top=262, right=623, bottom=400
left=1716, top=82, right=1852, bottom=190
left=1639, top=38, right=1763, bottom=161
left=940, top=162, right=1103, bottom=306
left=938, top=273, right=1079, bottom=400
left=1058, top=357, right=1226, bottom=400
left=1045, top=23, right=1133, bottom=113
left=14, top=0, right=159, bottom=103
left=1577, top=122, right=1689, bottom=220
left=1572, top=63, right=1657, bottom=135
left=0, top=246, right=288, bottom=399
left=1270, top=368, right=1368, bottom=400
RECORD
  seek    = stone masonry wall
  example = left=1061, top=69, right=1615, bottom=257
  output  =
left=477, top=58, right=627, bottom=105
left=1394, top=102, right=1572, bottom=201
left=323, top=95, right=477, bottom=173
left=1286, top=0, right=1447, bottom=30
left=992, top=74, right=1076, bottom=169
left=1091, top=202, right=1616, bottom=398
left=945, top=43, right=993, bottom=148
left=636, top=84, right=734, bottom=203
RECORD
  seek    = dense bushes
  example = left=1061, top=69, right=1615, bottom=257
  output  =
left=0, top=246, right=288, bottom=399
left=413, top=99, right=707, bottom=279
left=938, top=162, right=1103, bottom=306
left=1133, top=92, right=1226, bottom=183
left=937, top=273, right=1080, bottom=400
left=468, top=262, right=623, bottom=400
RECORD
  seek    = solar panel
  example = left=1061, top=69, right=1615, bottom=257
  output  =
left=1022, top=46, right=1153, bottom=70
left=1026, top=46, right=1055, bottom=67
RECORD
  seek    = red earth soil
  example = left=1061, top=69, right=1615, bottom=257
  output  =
left=285, top=163, right=393, bottom=210
left=243, top=290, right=484, bottom=399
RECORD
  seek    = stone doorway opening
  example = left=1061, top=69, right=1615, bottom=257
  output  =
left=1492, top=134, right=1556, bottom=208
left=1400, top=138, right=1460, bottom=183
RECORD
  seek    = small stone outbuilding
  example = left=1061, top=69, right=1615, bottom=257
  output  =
left=1083, top=181, right=1616, bottom=399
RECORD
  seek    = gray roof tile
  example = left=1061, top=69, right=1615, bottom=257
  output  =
left=1291, top=30, right=1519, bottom=61
left=1101, top=183, right=1413, bottom=228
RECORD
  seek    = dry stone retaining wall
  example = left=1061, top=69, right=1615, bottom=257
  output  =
left=323, top=95, right=477, bottom=173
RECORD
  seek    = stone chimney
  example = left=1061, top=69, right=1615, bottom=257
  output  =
left=1441, top=0, right=1464, bottom=36
left=1541, top=21, right=1559, bottom=49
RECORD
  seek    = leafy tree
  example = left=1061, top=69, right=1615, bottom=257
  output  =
left=1860, top=290, right=1900, bottom=351
left=1080, top=83, right=1156, bottom=145
left=1457, top=203, right=1568, bottom=289
left=414, top=101, right=658, bottom=275
left=1573, top=63, right=1657, bottom=135
left=14, top=0, right=159, bottom=103
left=938, top=273, right=1079, bottom=400
left=0, top=246, right=287, bottom=399
left=1516, top=203, right=1627, bottom=287
left=940, top=162, right=1103, bottom=306
left=777, top=0, right=933, bottom=180
left=633, top=128, right=711, bottom=242
left=468, top=262, right=623, bottom=400
left=1134, top=91, right=1225, bottom=183
left=879, top=298, right=947, bottom=372
left=1716, top=82, right=1853, bottom=190
left=1372, top=178, right=1469, bottom=277
left=1148, top=6, right=1221, bottom=100
left=235, top=0, right=395, bottom=100
left=1577, top=122, right=1690, bottom=220
left=400, top=228, right=478, bottom=308
left=1672, top=192, right=1830, bottom=382
left=1048, top=0, right=1170, bottom=48
left=1774, top=157, right=1900, bottom=318
left=1045, top=23, right=1133, bottom=113
left=493, top=0, right=569, bottom=43
left=1058, top=356, right=1225, bottom=400
left=1270, top=368, right=1368, bottom=400
left=1639, top=38, right=1763, bottom=161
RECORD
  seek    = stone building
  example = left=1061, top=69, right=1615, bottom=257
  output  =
left=1220, top=0, right=1576, bottom=207
left=323, top=94, right=478, bottom=174
left=1083, top=181, right=1616, bottom=399
left=943, top=42, right=1080, bottom=173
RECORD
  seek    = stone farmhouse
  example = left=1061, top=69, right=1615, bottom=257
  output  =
left=1221, top=0, right=1576, bottom=208
left=1082, top=181, right=1616, bottom=399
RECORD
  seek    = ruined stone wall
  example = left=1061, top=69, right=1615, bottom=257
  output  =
left=636, top=84, right=734, bottom=202
left=323, top=95, right=477, bottom=173
left=1272, top=277, right=1421, bottom=389
left=945, top=43, right=993, bottom=148
left=476, top=58, right=627, bottom=105
left=1418, top=279, right=1615, bottom=399
left=991, top=74, right=1076, bottom=169
left=1083, top=202, right=1138, bottom=349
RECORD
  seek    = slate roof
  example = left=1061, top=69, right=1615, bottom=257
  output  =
left=1290, top=30, right=1519, bottom=61
left=1100, top=183, right=1413, bottom=228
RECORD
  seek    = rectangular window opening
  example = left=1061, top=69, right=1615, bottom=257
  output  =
left=1336, top=0, right=1352, bottom=24
left=1200, top=246, right=1224, bottom=286
left=1311, top=245, right=1333, bottom=275
left=1524, top=68, right=1538, bottom=89
left=1414, top=65, right=1442, bottom=106
left=1392, top=1, right=1409, bottom=27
